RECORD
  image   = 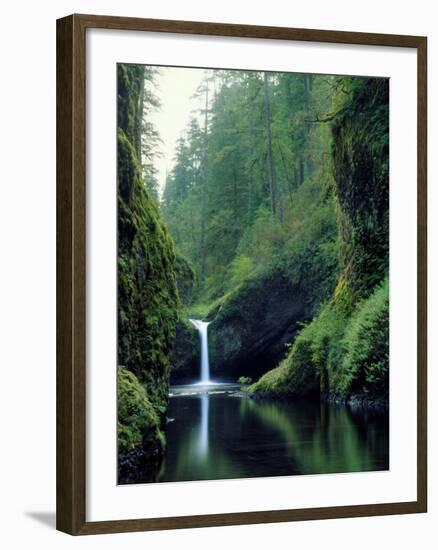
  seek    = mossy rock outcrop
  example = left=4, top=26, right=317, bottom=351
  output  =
left=208, top=273, right=312, bottom=381
left=118, top=368, right=166, bottom=483
left=117, top=64, right=179, bottom=481
left=250, top=278, right=388, bottom=399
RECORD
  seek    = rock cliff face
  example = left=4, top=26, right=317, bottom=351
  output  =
left=117, top=64, right=179, bottom=482
left=170, top=271, right=313, bottom=383
left=207, top=273, right=314, bottom=381
left=168, top=256, right=200, bottom=383
left=170, top=320, right=200, bottom=383
left=332, top=78, right=389, bottom=300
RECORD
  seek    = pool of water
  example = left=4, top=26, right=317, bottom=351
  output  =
left=156, top=384, right=389, bottom=483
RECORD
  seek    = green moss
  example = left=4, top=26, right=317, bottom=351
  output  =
left=335, top=277, right=389, bottom=397
left=281, top=337, right=320, bottom=395
left=333, top=275, right=354, bottom=316
left=188, top=292, right=230, bottom=320
left=117, top=64, right=145, bottom=157
left=249, top=302, right=345, bottom=396
left=250, top=278, right=388, bottom=399
left=118, top=367, right=164, bottom=453
left=248, top=365, right=287, bottom=394
left=117, top=64, right=179, bottom=480
left=118, top=127, right=178, bottom=408
left=237, top=376, right=253, bottom=386
left=118, top=367, right=166, bottom=481
left=332, top=78, right=389, bottom=300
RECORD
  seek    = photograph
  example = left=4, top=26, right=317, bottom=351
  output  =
left=0, top=0, right=431, bottom=544
left=116, top=63, right=390, bottom=485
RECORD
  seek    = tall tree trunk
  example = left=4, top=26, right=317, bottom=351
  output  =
left=199, top=79, right=209, bottom=281
left=136, top=67, right=145, bottom=160
left=299, top=157, right=305, bottom=185
left=263, top=72, right=276, bottom=220
left=277, top=187, right=284, bottom=225
left=233, top=165, right=238, bottom=216
left=189, top=161, right=196, bottom=251
left=304, top=74, right=313, bottom=178
left=278, top=143, right=294, bottom=204
left=247, top=109, right=254, bottom=219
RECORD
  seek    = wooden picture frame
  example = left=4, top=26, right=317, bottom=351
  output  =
left=56, top=13, right=427, bottom=535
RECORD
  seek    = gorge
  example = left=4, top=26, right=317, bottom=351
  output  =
left=117, top=64, right=390, bottom=484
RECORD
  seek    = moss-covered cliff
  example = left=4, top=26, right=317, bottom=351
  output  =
left=250, top=78, right=389, bottom=403
left=168, top=255, right=200, bottom=383
left=332, top=78, right=389, bottom=300
left=117, top=64, right=179, bottom=482
left=118, top=368, right=166, bottom=482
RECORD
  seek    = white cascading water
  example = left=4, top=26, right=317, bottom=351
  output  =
left=189, top=319, right=212, bottom=384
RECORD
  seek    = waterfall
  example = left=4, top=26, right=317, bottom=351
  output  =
left=189, top=319, right=212, bottom=384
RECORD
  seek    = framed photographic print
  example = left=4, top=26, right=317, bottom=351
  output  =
left=56, top=14, right=427, bottom=535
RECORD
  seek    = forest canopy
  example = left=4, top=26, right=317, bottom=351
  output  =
left=162, top=70, right=341, bottom=306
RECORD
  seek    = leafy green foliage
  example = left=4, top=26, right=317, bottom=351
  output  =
left=162, top=71, right=341, bottom=304
left=238, top=376, right=253, bottom=386
left=337, top=277, right=389, bottom=397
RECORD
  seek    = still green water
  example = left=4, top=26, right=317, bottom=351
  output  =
left=157, top=384, right=389, bottom=482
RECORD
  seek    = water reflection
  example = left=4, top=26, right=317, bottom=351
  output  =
left=158, top=386, right=389, bottom=483
left=198, top=393, right=209, bottom=455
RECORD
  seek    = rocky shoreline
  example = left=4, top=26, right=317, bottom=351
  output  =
left=246, top=389, right=388, bottom=412
left=322, top=392, right=389, bottom=412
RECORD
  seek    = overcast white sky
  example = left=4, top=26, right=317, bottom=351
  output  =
left=149, top=66, right=205, bottom=198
